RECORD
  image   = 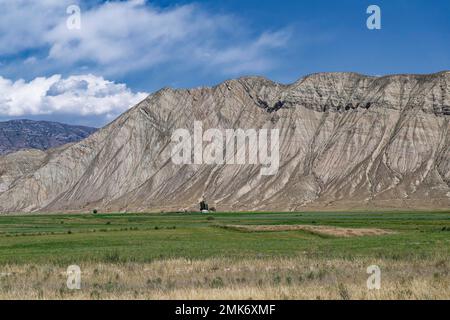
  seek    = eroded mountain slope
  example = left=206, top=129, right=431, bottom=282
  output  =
left=0, top=72, right=448, bottom=213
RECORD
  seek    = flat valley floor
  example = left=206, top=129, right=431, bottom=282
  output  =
left=0, top=211, right=448, bottom=299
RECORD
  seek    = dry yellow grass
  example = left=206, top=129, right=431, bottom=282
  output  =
left=222, top=224, right=394, bottom=237
left=0, top=256, right=448, bottom=300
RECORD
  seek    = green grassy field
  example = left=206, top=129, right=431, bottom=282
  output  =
left=0, top=211, right=449, bottom=265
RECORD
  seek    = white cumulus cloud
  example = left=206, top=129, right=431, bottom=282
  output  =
left=0, top=0, right=290, bottom=77
left=0, top=74, right=148, bottom=119
left=0, top=0, right=291, bottom=126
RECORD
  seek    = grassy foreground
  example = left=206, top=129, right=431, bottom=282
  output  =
left=0, top=211, right=449, bottom=299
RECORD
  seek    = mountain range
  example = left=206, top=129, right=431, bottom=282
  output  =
left=0, top=119, right=96, bottom=155
left=0, top=72, right=449, bottom=213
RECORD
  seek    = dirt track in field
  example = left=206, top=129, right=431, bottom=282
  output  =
left=222, top=224, right=395, bottom=237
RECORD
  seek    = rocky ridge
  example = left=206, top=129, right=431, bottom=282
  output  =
left=0, top=72, right=449, bottom=213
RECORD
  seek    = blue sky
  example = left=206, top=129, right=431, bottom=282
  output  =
left=0, top=0, right=449, bottom=127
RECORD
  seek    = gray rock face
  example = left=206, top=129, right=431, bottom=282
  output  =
left=0, top=120, right=97, bottom=155
left=0, top=72, right=449, bottom=213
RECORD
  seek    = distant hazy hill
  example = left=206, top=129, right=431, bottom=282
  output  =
left=0, top=119, right=97, bottom=155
